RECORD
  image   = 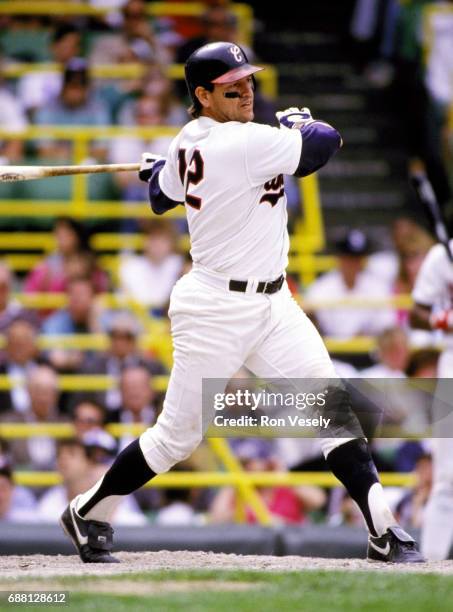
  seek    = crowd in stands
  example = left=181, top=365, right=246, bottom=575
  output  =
left=349, top=0, right=453, bottom=226
left=0, top=0, right=450, bottom=531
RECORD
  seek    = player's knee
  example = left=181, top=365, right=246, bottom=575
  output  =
left=320, top=384, right=363, bottom=439
left=140, top=426, right=202, bottom=473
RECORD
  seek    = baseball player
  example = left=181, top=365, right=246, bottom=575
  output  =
left=410, top=240, right=453, bottom=560
left=61, top=41, right=423, bottom=563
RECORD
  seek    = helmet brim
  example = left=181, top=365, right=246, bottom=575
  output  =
left=211, top=64, right=264, bottom=85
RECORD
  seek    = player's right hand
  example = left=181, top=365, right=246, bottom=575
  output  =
left=429, top=309, right=453, bottom=331
left=276, top=107, right=314, bottom=129
left=139, top=152, right=161, bottom=183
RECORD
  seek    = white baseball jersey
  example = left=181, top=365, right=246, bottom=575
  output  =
left=412, top=241, right=453, bottom=308
left=159, top=116, right=302, bottom=279
left=412, top=240, right=453, bottom=353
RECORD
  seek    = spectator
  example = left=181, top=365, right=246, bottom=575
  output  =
left=332, top=358, right=359, bottom=378
left=372, top=348, right=439, bottom=465
left=80, top=311, right=165, bottom=414
left=139, top=63, right=187, bottom=125
left=366, top=217, right=435, bottom=341
left=392, top=1, right=451, bottom=212
left=81, top=428, right=118, bottom=467
left=116, top=365, right=157, bottom=448
left=92, top=27, right=180, bottom=123
left=176, top=5, right=241, bottom=63
left=366, top=216, right=434, bottom=288
left=327, top=489, right=366, bottom=529
left=348, top=0, right=399, bottom=84
left=0, top=262, right=38, bottom=333
left=72, top=398, right=108, bottom=440
left=24, top=217, right=101, bottom=295
left=155, top=467, right=202, bottom=526
left=63, top=250, right=110, bottom=293
left=0, top=51, right=28, bottom=162
left=395, top=452, right=433, bottom=529
left=0, top=461, right=38, bottom=523
left=119, top=219, right=184, bottom=314
left=304, top=229, right=395, bottom=338
left=107, top=64, right=187, bottom=218
left=405, top=347, right=440, bottom=378
left=0, top=365, right=63, bottom=470
left=42, top=277, right=106, bottom=373
left=33, top=58, right=110, bottom=161
left=108, top=91, right=176, bottom=208
left=397, top=347, right=440, bottom=439
left=361, top=327, right=410, bottom=378
left=359, top=327, right=410, bottom=435
left=155, top=486, right=201, bottom=525
left=209, top=444, right=326, bottom=525
left=42, top=277, right=103, bottom=336
left=17, top=24, right=82, bottom=120
left=37, top=438, right=146, bottom=525
left=89, top=0, right=171, bottom=65
left=0, top=319, right=43, bottom=414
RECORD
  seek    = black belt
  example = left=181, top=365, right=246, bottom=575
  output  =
left=229, top=274, right=284, bottom=294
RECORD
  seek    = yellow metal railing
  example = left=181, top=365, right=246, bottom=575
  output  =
left=11, top=470, right=414, bottom=490
left=0, top=2, right=253, bottom=48
left=0, top=331, right=383, bottom=359
left=0, top=420, right=271, bottom=523
left=0, top=125, right=181, bottom=219
left=7, top=290, right=415, bottom=311
left=2, top=63, right=278, bottom=100
left=0, top=422, right=415, bottom=524
left=0, top=232, right=190, bottom=254
left=0, top=292, right=421, bottom=363
left=0, top=124, right=324, bottom=280
left=0, top=373, right=169, bottom=393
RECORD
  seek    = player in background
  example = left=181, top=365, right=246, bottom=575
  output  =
left=410, top=240, right=453, bottom=560
left=61, top=41, right=423, bottom=564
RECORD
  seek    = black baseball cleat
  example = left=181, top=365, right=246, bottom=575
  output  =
left=60, top=498, right=120, bottom=563
left=367, top=526, right=425, bottom=563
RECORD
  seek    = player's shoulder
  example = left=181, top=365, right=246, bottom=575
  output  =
left=424, top=241, right=453, bottom=264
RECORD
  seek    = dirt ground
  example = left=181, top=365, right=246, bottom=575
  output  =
left=1, top=551, right=453, bottom=581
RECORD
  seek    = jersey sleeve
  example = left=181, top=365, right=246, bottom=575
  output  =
left=158, top=136, right=185, bottom=202
left=412, top=244, right=450, bottom=306
left=245, top=123, right=302, bottom=186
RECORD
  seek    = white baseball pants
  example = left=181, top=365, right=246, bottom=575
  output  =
left=139, top=266, right=354, bottom=473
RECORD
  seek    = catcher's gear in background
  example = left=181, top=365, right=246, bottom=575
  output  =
left=184, top=41, right=263, bottom=105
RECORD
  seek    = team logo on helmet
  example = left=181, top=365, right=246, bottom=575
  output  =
left=229, top=45, right=243, bottom=63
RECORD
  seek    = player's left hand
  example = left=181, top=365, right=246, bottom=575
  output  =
left=139, top=152, right=162, bottom=183
left=276, top=107, right=314, bottom=130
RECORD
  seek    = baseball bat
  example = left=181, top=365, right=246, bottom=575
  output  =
left=0, top=161, right=159, bottom=183
left=409, top=169, right=453, bottom=262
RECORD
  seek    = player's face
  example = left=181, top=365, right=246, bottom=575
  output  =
left=202, top=75, right=255, bottom=123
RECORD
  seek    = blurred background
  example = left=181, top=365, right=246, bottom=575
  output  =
left=0, top=0, right=452, bottom=558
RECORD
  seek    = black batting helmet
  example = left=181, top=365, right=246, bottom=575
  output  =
left=184, top=41, right=263, bottom=115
